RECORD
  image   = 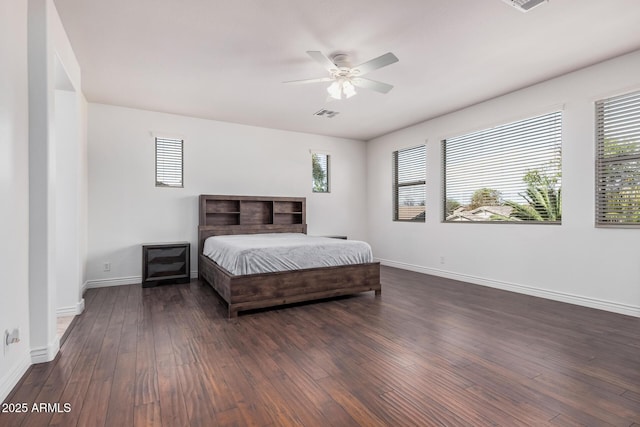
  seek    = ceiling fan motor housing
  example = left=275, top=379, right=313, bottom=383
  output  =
left=330, top=53, right=351, bottom=68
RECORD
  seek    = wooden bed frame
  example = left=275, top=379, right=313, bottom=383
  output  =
left=198, top=195, right=381, bottom=317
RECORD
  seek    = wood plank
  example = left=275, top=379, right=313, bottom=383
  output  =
left=133, top=401, right=162, bottom=427
left=104, top=352, right=136, bottom=426
left=4, top=267, right=640, bottom=426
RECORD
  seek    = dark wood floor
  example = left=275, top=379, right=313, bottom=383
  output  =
left=2, top=266, right=639, bottom=426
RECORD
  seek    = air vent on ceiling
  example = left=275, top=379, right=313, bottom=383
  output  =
left=502, top=0, right=547, bottom=12
left=314, top=109, right=340, bottom=118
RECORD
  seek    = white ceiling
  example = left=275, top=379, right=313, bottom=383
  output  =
left=53, top=0, right=640, bottom=141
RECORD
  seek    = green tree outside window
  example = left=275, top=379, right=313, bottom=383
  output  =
left=312, top=153, right=329, bottom=193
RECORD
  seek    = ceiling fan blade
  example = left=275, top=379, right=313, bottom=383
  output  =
left=283, top=77, right=333, bottom=85
left=306, top=51, right=338, bottom=72
left=352, top=77, right=394, bottom=94
left=353, top=52, right=399, bottom=75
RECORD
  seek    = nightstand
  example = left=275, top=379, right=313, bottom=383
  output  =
left=142, top=242, right=190, bottom=288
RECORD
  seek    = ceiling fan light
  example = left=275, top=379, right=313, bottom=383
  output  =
left=327, top=81, right=342, bottom=100
left=327, top=78, right=356, bottom=100
left=343, top=80, right=356, bottom=98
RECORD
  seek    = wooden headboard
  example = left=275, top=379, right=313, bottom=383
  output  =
left=198, top=195, right=307, bottom=255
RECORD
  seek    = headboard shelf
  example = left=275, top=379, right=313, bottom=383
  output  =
left=239, top=200, right=273, bottom=225
left=205, top=199, right=240, bottom=213
left=199, top=195, right=306, bottom=226
left=198, top=195, right=307, bottom=255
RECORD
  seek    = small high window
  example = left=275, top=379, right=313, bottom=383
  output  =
left=312, top=152, right=330, bottom=193
left=155, top=137, right=183, bottom=188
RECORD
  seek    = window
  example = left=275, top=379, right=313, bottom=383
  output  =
left=443, top=111, right=562, bottom=223
left=312, top=152, right=330, bottom=192
left=596, top=90, right=640, bottom=227
left=155, top=137, right=183, bottom=188
left=393, top=145, right=426, bottom=222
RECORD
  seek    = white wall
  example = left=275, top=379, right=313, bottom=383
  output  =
left=28, top=0, right=86, bottom=365
left=86, top=104, right=368, bottom=286
left=49, top=3, right=87, bottom=318
left=28, top=0, right=58, bottom=367
left=367, top=49, right=640, bottom=317
left=55, top=89, right=84, bottom=315
left=0, top=0, right=31, bottom=402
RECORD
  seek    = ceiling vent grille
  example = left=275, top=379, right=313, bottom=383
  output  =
left=502, top=0, right=547, bottom=12
left=314, top=109, right=340, bottom=118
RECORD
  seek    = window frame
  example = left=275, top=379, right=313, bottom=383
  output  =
left=155, top=136, right=184, bottom=188
left=442, top=111, right=563, bottom=224
left=595, top=89, right=640, bottom=228
left=393, top=144, right=426, bottom=222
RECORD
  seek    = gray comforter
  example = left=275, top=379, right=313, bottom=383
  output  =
left=202, top=233, right=373, bottom=275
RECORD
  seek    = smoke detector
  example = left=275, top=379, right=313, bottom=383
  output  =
left=502, top=0, right=548, bottom=12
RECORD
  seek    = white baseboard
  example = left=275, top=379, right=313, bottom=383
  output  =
left=30, top=336, right=60, bottom=364
left=85, top=276, right=140, bottom=289
left=0, top=351, right=31, bottom=403
left=86, top=273, right=198, bottom=290
left=377, top=258, right=640, bottom=318
left=56, top=298, right=85, bottom=317
left=56, top=306, right=76, bottom=316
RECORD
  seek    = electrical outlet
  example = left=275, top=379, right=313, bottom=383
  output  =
left=440, top=256, right=445, bottom=265
left=4, top=328, right=20, bottom=355
left=103, top=262, right=111, bottom=272
left=7, top=328, right=19, bottom=344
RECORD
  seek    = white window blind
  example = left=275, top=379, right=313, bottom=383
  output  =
left=155, top=137, right=183, bottom=188
left=312, top=153, right=330, bottom=193
left=596, top=90, right=640, bottom=227
left=443, top=111, right=562, bottom=223
left=393, top=145, right=426, bottom=222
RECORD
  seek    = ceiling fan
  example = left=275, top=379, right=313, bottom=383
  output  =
left=284, top=51, right=399, bottom=100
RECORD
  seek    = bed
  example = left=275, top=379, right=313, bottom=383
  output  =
left=198, top=195, right=381, bottom=317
